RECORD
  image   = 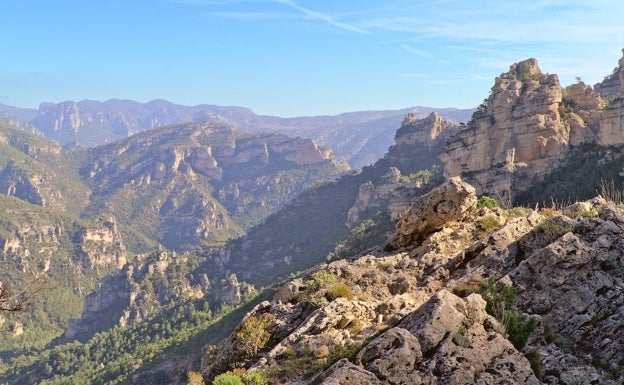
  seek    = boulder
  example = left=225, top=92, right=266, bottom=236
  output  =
left=385, top=176, right=477, bottom=249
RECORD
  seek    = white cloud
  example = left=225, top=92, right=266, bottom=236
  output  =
left=401, top=45, right=433, bottom=58
left=273, top=0, right=368, bottom=34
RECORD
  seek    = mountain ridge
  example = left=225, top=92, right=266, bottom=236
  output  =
left=0, top=100, right=473, bottom=168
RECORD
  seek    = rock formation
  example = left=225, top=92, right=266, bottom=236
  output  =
left=347, top=112, right=456, bottom=227
left=440, top=52, right=624, bottom=204
left=594, top=49, right=624, bottom=99
left=440, top=58, right=568, bottom=201
left=64, top=250, right=225, bottom=340
left=385, top=176, right=476, bottom=249
left=200, top=176, right=624, bottom=384
left=82, top=121, right=349, bottom=250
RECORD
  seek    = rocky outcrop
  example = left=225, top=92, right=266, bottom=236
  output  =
left=0, top=162, right=44, bottom=206
left=346, top=168, right=401, bottom=226
left=65, top=250, right=216, bottom=340
left=440, top=58, right=568, bottom=200
left=78, top=216, right=127, bottom=269
left=594, top=49, right=624, bottom=99
left=386, top=112, right=457, bottom=173
left=385, top=176, right=476, bottom=249
left=440, top=53, right=624, bottom=205
left=346, top=112, right=456, bottom=227
left=350, top=290, right=539, bottom=384
left=218, top=273, right=256, bottom=305
left=200, top=176, right=624, bottom=384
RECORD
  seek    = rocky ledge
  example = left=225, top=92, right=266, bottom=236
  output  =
left=200, top=176, right=624, bottom=384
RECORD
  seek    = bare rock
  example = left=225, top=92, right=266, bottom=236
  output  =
left=594, top=49, right=624, bottom=99
left=440, top=58, right=568, bottom=201
left=356, top=327, right=422, bottom=383
left=307, top=359, right=383, bottom=385
left=386, top=176, right=477, bottom=249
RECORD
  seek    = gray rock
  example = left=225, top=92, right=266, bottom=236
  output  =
left=386, top=176, right=477, bottom=249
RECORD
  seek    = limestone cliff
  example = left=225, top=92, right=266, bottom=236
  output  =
left=441, top=53, right=624, bottom=204
left=440, top=58, right=568, bottom=201
left=594, top=49, right=624, bottom=99
left=64, top=250, right=247, bottom=340
left=347, top=112, right=455, bottom=226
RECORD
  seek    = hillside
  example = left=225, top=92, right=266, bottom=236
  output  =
left=0, top=109, right=459, bottom=385
left=199, top=111, right=456, bottom=288
left=0, top=120, right=348, bottom=358
left=0, top=100, right=473, bottom=167
left=200, top=177, right=624, bottom=384
left=81, top=121, right=348, bottom=251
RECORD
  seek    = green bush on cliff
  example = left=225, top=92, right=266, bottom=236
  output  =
left=477, top=196, right=499, bottom=209
left=479, top=277, right=536, bottom=349
left=212, top=373, right=244, bottom=385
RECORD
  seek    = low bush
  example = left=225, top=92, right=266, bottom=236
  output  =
left=477, top=196, right=499, bottom=209
left=212, top=373, right=244, bottom=385
left=476, top=214, right=502, bottom=237
left=329, top=282, right=353, bottom=301
left=479, top=277, right=536, bottom=349
left=539, top=218, right=573, bottom=242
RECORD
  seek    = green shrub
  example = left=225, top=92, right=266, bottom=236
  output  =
left=299, top=270, right=343, bottom=305
left=477, top=196, right=499, bottom=209
left=235, top=314, right=275, bottom=357
left=539, top=218, right=573, bottom=241
left=330, top=282, right=353, bottom=300
left=241, top=370, right=269, bottom=385
left=476, top=214, right=502, bottom=237
left=507, top=311, right=537, bottom=349
left=479, top=277, right=536, bottom=349
left=212, top=373, right=244, bottom=385
left=526, top=349, right=542, bottom=378
left=307, top=270, right=338, bottom=288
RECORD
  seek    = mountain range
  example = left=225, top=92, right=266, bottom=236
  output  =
left=0, top=100, right=473, bottom=168
left=3, top=50, right=624, bottom=385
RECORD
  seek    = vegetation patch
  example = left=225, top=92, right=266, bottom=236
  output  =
left=476, top=214, right=503, bottom=237
left=479, top=277, right=537, bottom=349
left=298, top=270, right=355, bottom=306
left=504, top=206, right=532, bottom=219
left=539, top=218, right=573, bottom=242
left=235, top=314, right=276, bottom=358
left=515, top=144, right=624, bottom=208
left=477, top=196, right=499, bottom=209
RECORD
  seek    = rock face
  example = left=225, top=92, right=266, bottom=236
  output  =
left=64, top=250, right=234, bottom=340
left=594, top=49, right=624, bottom=99
left=201, top=176, right=624, bottom=384
left=386, top=111, right=456, bottom=172
left=347, top=112, right=456, bottom=227
left=440, top=59, right=568, bottom=200
left=352, top=290, right=539, bottom=385
left=441, top=52, right=624, bottom=204
left=386, top=176, right=476, bottom=249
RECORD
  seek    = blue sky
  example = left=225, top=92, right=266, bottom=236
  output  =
left=2, top=0, right=624, bottom=117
